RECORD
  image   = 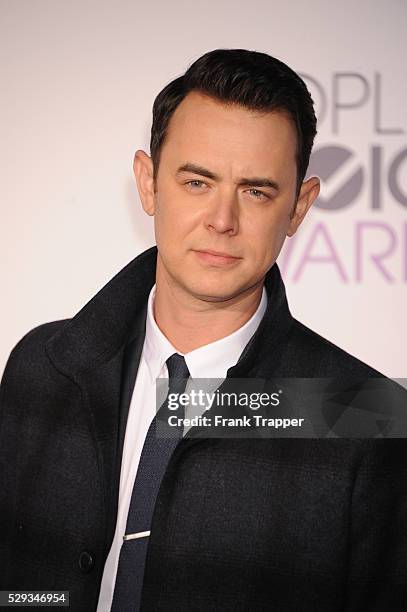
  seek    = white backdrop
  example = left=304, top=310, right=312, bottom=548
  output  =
left=1, top=0, right=406, bottom=377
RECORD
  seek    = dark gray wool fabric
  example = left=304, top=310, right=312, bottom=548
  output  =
left=1, top=246, right=407, bottom=611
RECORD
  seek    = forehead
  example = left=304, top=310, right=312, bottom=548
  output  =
left=161, top=91, right=297, bottom=173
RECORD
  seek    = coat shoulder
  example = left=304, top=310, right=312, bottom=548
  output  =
left=287, top=318, right=384, bottom=378
left=0, top=320, right=72, bottom=401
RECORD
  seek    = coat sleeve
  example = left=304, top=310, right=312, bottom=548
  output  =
left=0, top=321, right=70, bottom=586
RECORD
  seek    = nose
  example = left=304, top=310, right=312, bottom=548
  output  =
left=204, top=189, right=239, bottom=236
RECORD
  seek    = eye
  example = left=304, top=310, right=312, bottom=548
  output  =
left=185, top=179, right=206, bottom=189
left=247, top=188, right=268, bottom=200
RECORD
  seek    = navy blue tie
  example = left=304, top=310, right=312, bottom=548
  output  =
left=111, top=353, right=190, bottom=612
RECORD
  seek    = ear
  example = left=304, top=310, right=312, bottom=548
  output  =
left=287, top=176, right=320, bottom=237
left=133, top=149, right=156, bottom=216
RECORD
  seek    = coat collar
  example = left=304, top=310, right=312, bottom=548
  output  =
left=46, top=246, right=294, bottom=380
left=46, top=247, right=157, bottom=379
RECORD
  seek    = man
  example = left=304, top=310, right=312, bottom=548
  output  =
left=1, top=49, right=406, bottom=611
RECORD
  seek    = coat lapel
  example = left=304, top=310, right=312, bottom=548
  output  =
left=45, top=248, right=157, bottom=553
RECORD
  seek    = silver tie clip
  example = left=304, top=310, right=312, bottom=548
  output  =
left=123, top=530, right=151, bottom=541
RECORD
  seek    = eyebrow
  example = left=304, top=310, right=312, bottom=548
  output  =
left=176, top=163, right=280, bottom=192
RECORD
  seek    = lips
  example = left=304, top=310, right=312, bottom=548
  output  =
left=193, top=249, right=242, bottom=266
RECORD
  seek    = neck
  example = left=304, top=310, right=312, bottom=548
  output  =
left=153, top=257, right=264, bottom=354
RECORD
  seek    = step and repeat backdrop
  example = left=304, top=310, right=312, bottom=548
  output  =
left=1, top=0, right=406, bottom=376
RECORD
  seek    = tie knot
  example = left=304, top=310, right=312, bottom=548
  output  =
left=166, top=353, right=190, bottom=379
left=166, top=353, right=190, bottom=394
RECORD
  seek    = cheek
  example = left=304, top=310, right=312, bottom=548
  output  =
left=153, top=194, right=192, bottom=249
left=245, top=211, right=289, bottom=261
left=155, top=189, right=203, bottom=239
left=154, top=189, right=176, bottom=227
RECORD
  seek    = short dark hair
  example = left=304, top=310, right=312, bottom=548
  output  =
left=150, top=49, right=317, bottom=194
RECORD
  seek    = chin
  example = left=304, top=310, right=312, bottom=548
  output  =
left=179, top=274, right=249, bottom=303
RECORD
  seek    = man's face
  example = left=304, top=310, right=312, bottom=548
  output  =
left=135, top=91, right=319, bottom=302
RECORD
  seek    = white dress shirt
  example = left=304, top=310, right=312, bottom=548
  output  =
left=97, top=284, right=267, bottom=611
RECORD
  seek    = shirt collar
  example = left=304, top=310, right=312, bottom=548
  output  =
left=143, top=284, right=267, bottom=382
left=143, top=286, right=177, bottom=382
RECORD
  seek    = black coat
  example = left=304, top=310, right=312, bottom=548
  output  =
left=1, top=246, right=407, bottom=611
